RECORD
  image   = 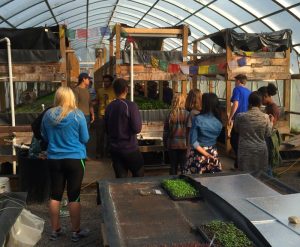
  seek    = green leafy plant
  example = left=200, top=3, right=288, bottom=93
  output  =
left=134, top=96, right=170, bottom=110
left=201, top=220, right=253, bottom=247
left=162, top=179, right=198, bottom=199
left=15, top=93, right=54, bottom=113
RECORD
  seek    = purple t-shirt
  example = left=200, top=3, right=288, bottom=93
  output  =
left=105, top=99, right=142, bottom=153
left=231, top=86, right=251, bottom=119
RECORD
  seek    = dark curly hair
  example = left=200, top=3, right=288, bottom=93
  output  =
left=258, top=83, right=278, bottom=97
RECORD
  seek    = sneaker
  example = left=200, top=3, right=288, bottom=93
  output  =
left=50, top=228, right=65, bottom=241
left=71, top=228, right=90, bottom=242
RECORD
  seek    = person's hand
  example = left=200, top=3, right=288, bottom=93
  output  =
left=269, top=114, right=274, bottom=122
left=90, top=114, right=95, bottom=124
left=227, top=116, right=233, bottom=127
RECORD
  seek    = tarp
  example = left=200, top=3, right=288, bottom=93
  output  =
left=210, top=29, right=292, bottom=52
left=0, top=192, right=27, bottom=246
left=0, top=26, right=60, bottom=50
left=0, top=25, right=62, bottom=63
left=122, top=50, right=183, bottom=64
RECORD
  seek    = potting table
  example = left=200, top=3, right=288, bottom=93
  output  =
left=97, top=173, right=300, bottom=247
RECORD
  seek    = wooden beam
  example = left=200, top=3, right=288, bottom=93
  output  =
left=122, top=28, right=183, bottom=36
left=181, top=25, right=189, bottom=95
left=0, top=82, right=6, bottom=111
left=225, top=45, right=233, bottom=154
left=192, top=41, right=198, bottom=89
left=109, top=38, right=114, bottom=76
left=115, top=23, right=121, bottom=76
left=0, top=155, right=17, bottom=163
left=0, top=125, right=32, bottom=133
left=159, top=81, right=163, bottom=101
left=0, top=64, right=64, bottom=82
left=59, top=25, right=67, bottom=86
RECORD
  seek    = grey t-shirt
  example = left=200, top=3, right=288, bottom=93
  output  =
left=73, top=87, right=91, bottom=115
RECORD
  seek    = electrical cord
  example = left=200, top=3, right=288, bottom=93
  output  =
left=276, top=157, right=300, bottom=175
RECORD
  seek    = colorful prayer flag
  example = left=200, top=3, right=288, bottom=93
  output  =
left=237, top=57, right=247, bottom=67
left=189, top=66, right=198, bottom=75
left=159, top=60, right=168, bottom=72
left=88, top=27, right=99, bottom=38
left=198, top=65, right=209, bottom=75
left=208, top=64, right=218, bottom=74
left=168, top=64, right=180, bottom=73
left=66, top=29, right=76, bottom=39
left=180, top=65, right=189, bottom=75
left=228, top=60, right=238, bottom=69
left=100, top=27, right=110, bottom=36
left=151, top=56, right=159, bottom=68
left=77, top=29, right=87, bottom=38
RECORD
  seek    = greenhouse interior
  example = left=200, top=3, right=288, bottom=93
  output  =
left=1, top=1, right=300, bottom=246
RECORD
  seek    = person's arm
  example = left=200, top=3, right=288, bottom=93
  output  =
left=228, top=101, right=239, bottom=126
left=130, top=103, right=142, bottom=134
left=163, top=115, right=170, bottom=148
left=265, top=114, right=274, bottom=137
left=41, top=113, right=48, bottom=143
left=190, top=117, right=214, bottom=159
left=89, top=105, right=95, bottom=123
left=79, top=112, right=89, bottom=143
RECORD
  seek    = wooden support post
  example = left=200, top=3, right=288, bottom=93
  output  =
left=172, top=80, right=178, bottom=93
left=103, top=47, right=107, bottom=67
left=284, top=48, right=291, bottom=131
left=225, top=45, right=233, bottom=153
left=144, top=81, right=148, bottom=97
left=192, top=41, right=198, bottom=89
left=115, top=23, right=121, bottom=77
left=181, top=25, right=189, bottom=95
left=159, top=81, right=163, bottom=101
left=209, top=80, right=214, bottom=93
left=59, top=25, right=67, bottom=86
left=109, top=38, right=114, bottom=76
left=284, top=78, right=291, bottom=129
left=0, top=82, right=6, bottom=111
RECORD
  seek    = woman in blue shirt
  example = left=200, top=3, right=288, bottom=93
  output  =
left=42, top=86, right=90, bottom=242
left=185, top=93, right=223, bottom=174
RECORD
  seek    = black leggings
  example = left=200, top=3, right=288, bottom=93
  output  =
left=168, top=149, right=187, bottom=175
left=48, top=159, right=85, bottom=202
left=110, top=150, right=144, bottom=178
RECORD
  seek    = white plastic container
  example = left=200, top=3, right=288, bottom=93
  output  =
left=0, top=177, right=11, bottom=194
left=6, top=209, right=44, bottom=247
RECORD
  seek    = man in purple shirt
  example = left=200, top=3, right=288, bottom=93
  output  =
left=104, top=78, right=144, bottom=178
left=228, top=74, right=251, bottom=169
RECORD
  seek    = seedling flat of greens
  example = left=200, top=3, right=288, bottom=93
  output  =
left=162, top=179, right=199, bottom=200
left=200, top=220, right=253, bottom=247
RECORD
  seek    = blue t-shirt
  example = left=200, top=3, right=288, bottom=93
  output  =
left=231, top=86, right=251, bottom=119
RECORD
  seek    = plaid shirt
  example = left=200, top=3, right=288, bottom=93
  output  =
left=163, top=109, right=188, bottom=149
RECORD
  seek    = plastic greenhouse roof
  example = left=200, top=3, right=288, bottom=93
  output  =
left=0, top=0, right=299, bottom=72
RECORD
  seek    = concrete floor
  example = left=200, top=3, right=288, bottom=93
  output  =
left=27, top=152, right=237, bottom=247
left=27, top=143, right=300, bottom=246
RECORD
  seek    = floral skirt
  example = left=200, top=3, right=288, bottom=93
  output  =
left=185, top=146, right=222, bottom=174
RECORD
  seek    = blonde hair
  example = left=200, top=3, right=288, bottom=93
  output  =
left=185, top=89, right=202, bottom=112
left=52, top=86, right=77, bottom=123
left=170, top=93, right=186, bottom=121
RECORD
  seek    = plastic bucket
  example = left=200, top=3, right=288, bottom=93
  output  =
left=0, top=177, right=11, bottom=194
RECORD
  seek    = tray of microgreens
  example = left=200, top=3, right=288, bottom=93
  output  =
left=161, top=178, right=201, bottom=200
